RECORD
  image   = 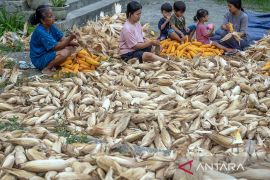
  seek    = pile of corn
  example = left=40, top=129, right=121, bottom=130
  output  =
left=262, top=59, right=270, bottom=76
left=59, top=50, right=107, bottom=74
left=160, top=38, right=224, bottom=59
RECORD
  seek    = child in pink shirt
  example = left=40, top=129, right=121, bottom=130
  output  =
left=119, top=1, right=167, bottom=63
left=194, top=9, right=237, bottom=54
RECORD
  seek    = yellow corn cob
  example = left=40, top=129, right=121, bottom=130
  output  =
left=228, top=23, right=233, bottom=32
left=85, top=57, right=100, bottom=66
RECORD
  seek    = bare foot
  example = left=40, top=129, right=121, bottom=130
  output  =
left=225, top=49, right=238, bottom=55
left=42, top=68, right=55, bottom=76
left=51, top=67, right=57, bottom=72
left=227, top=48, right=237, bottom=52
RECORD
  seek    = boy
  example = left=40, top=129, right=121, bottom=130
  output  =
left=158, top=2, right=182, bottom=42
left=169, top=1, right=196, bottom=41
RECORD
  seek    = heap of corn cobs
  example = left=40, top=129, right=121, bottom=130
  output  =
left=0, top=56, right=21, bottom=86
left=262, top=60, right=270, bottom=75
left=239, top=34, right=270, bottom=76
left=57, top=50, right=108, bottom=75
left=1, top=40, right=270, bottom=179
left=160, top=38, right=224, bottom=59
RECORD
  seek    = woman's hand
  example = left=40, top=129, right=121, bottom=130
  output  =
left=238, top=32, right=246, bottom=37
left=54, top=32, right=79, bottom=51
left=69, top=41, right=79, bottom=47
left=222, top=24, right=231, bottom=32
left=221, top=24, right=228, bottom=31
left=150, top=40, right=160, bottom=46
left=226, top=24, right=231, bottom=31
left=69, top=32, right=77, bottom=40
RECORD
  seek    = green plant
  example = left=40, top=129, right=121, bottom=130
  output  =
left=0, top=81, right=12, bottom=89
left=53, top=119, right=89, bottom=144
left=50, top=0, right=67, bottom=7
left=0, top=40, right=24, bottom=53
left=66, top=134, right=88, bottom=144
left=27, top=25, right=35, bottom=35
left=0, top=116, right=24, bottom=131
left=108, top=57, right=113, bottom=63
left=4, top=59, right=16, bottom=69
left=0, top=8, right=25, bottom=36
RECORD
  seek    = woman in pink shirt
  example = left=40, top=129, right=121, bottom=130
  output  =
left=194, top=9, right=236, bottom=54
left=119, top=1, right=167, bottom=63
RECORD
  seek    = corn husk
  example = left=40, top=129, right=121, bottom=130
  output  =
left=21, top=160, right=68, bottom=172
left=0, top=12, right=270, bottom=180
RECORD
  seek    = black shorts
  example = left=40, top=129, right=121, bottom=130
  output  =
left=121, top=46, right=152, bottom=63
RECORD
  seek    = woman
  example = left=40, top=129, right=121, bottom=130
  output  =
left=119, top=1, right=167, bottom=63
left=29, top=5, right=78, bottom=74
left=220, top=0, right=249, bottom=50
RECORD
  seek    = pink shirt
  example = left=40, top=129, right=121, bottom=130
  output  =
left=196, top=23, right=211, bottom=44
left=119, top=21, right=144, bottom=55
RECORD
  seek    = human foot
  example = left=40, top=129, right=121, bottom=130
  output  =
left=225, top=49, right=238, bottom=55
left=42, top=68, right=55, bottom=76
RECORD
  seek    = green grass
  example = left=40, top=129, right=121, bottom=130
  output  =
left=4, top=59, right=16, bottom=69
left=53, top=120, right=89, bottom=144
left=0, top=81, right=12, bottom=89
left=0, top=40, right=24, bottom=53
left=0, top=8, right=35, bottom=53
left=0, top=8, right=24, bottom=36
left=0, top=116, right=24, bottom=131
left=215, top=0, right=270, bottom=12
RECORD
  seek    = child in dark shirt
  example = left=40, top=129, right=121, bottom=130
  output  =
left=169, top=1, right=196, bottom=42
left=158, top=3, right=181, bottom=41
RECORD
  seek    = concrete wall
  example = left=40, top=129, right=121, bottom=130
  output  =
left=3, top=0, right=28, bottom=13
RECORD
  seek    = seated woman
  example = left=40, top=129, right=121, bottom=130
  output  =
left=29, top=5, right=78, bottom=74
left=119, top=1, right=168, bottom=63
left=219, top=0, right=249, bottom=50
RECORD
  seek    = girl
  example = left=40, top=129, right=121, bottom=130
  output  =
left=194, top=9, right=237, bottom=54
left=220, top=0, right=249, bottom=50
left=119, top=1, right=167, bottom=63
left=29, top=5, right=78, bottom=74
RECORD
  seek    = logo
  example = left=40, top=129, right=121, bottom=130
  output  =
left=178, top=160, right=245, bottom=175
left=178, top=160, right=193, bottom=175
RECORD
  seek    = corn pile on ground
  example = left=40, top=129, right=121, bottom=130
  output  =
left=0, top=10, right=270, bottom=180
left=0, top=56, right=21, bottom=86
left=0, top=34, right=270, bottom=179
left=262, top=59, right=270, bottom=75
left=56, top=50, right=108, bottom=77
left=160, top=37, right=224, bottom=59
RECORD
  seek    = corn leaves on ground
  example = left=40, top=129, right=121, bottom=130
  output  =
left=160, top=38, right=224, bottom=59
